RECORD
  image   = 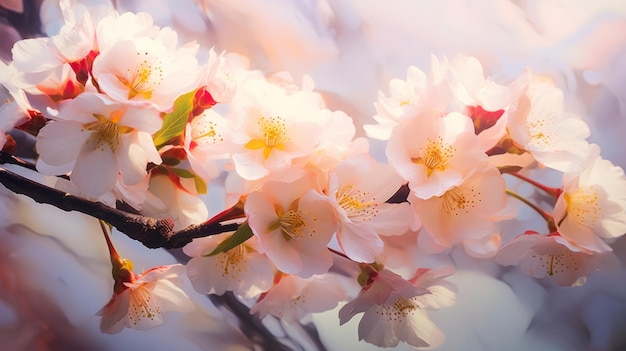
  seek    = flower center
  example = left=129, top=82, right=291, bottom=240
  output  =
left=441, top=186, right=479, bottom=215
left=218, top=244, right=246, bottom=278
left=565, top=186, right=602, bottom=227
left=412, top=137, right=454, bottom=176
left=125, top=52, right=164, bottom=100
left=268, top=209, right=307, bottom=241
left=128, top=285, right=160, bottom=325
left=245, top=116, right=289, bottom=159
left=83, top=113, right=133, bottom=152
left=335, top=184, right=378, bottom=221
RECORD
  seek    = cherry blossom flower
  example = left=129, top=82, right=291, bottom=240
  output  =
left=35, top=92, right=162, bottom=199
left=92, top=12, right=199, bottom=111
left=364, top=56, right=451, bottom=141
left=495, top=231, right=603, bottom=286
left=506, top=71, right=592, bottom=173
left=98, top=264, right=194, bottom=334
left=183, top=109, right=232, bottom=181
left=410, top=165, right=507, bottom=251
left=250, top=273, right=346, bottom=323
left=183, top=233, right=274, bottom=298
left=339, top=268, right=443, bottom=349
left=244, top=177, right=336, bottom=278
left=386, top=111, right=488, bottom=199
left=446, top=55, right=511, bottom=151
left=554, top=146, right=626, bottom=253
left=198, top=49, right=241, bottom=104
left=327, top=154, right=414, bottom=263
left=228, top=73, right=325, bottom=180
left=11, top=0, right=101, bottom=98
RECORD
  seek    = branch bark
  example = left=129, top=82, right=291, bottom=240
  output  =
left=0, top=165, right=239, bottom=249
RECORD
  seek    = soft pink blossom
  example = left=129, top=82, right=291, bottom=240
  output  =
left=339, top=269, right=442, bottom=349
left=250, top=273, right=346, bottom=322
left=244, top=177, right=336, bottom=278
left=495, top=231, right=603, bottom=286
left=98, top=264, right=193, bottom=334
left=554, top=145, right=626, bottom=253
left=410, top=165, right=507, bottom=251
left=506, top=71, right=592, bottom=173
left=387, top=111, right=487, bottom=200
left=183, top=233, right=274, bottom=298
left=327, top=154, right=414, bottom=263
left=35, top=92, right=162, bottom=199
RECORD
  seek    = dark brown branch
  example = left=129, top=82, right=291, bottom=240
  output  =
left=0, top=165, right=239, bottom=249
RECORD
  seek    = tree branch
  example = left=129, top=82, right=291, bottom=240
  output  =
left=0, top=165, right=239, bottom=249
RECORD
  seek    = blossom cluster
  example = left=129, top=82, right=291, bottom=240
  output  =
left=1, top=2, right=625, bottom=349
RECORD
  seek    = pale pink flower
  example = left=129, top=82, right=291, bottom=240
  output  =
left=409, top=266, right=457, bottom=310
left=229, top=73, right=325, bottom=180
left=141, top=173, right=209, bottom=231
left=387, top=111, right=488, bottom=199
left=365, top=56, right=451, bottom=141
left=244, top=177, right=336, bottom=278
left=446, top=55, right=511, bottom=151
left=98, top=264, right=193, bottom=334
left=183, top=233, right=274, bottom=298
left=506, top=71, right=592, bottom=173
left=92, top=12, right=199, bottom=111
left=35, top=92, right=162, bottom=199
left=198, top=49, right=240, bottom=104
left=554, top=146, right=626, bottom=253
left=183, top=109, right=232, bottom=181
left=327, top=154, right=414, bottom=263
left=410, top=165, right=507, bottom=250
left=250, top=273, right=346, bottom=323
left=495, top=231, right=602, bottom=286
left=339, top=269, right=442, bottom=349
left=11, top=1, right=101, bottom=97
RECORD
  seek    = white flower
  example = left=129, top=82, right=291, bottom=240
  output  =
left=35, top=92, right=162, bottom=199
left=183, top=233, right=274, bottom=298
left=554, top=146, right=626, bottom=253
left=328, top=154, right=414, bottom=263
left=250, top=273, right=346, bottom=323
left=98, top=264, right=193, bottom=334
left=506, top=72, right=592, bottom=173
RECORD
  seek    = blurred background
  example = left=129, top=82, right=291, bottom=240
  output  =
left=1, top=0, right=626, bottom=350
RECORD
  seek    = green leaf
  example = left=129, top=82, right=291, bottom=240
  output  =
left=205, top=222, right=253, bottom=256
left=153, top=89, right=196, bottom=148
left=170, top=168, right=208, bottom=194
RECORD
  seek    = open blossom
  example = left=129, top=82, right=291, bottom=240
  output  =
left=229, top=73, right=324, bottom=180
left=387, top=111, right=487, bottom=199
left=183, top=233, right=274, bottom=298
left=328, top=154, right=414, bottom=263
left=495, top=231, right=603, bottom=286
left=92, top=12, right=199, bottom=111
left=364, top=56, right=451, bottom=141
left=184, top=109, right=232, bottom=180
left=10, top=0, right=98, bottom=98
left=98, top=264, right=193, bottom=334
left=506, top=72, right=592, bottom=173
left=250, top=273, right=346, bottom=323
left=410, top=165, right=507, bottom=251
left=339, top=268, right=444, bottom=349
left=244, top=177, right=336, bottom=278
left=554, top=146, right=626, bottom=253
left=446, top=55, right=511, bottom=151
left=35, top=92, right=162, bottom=199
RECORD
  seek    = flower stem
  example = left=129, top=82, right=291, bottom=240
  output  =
left=509, top=172, right=562, bottom=199
left=506, top=189, right=554, bottom=224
